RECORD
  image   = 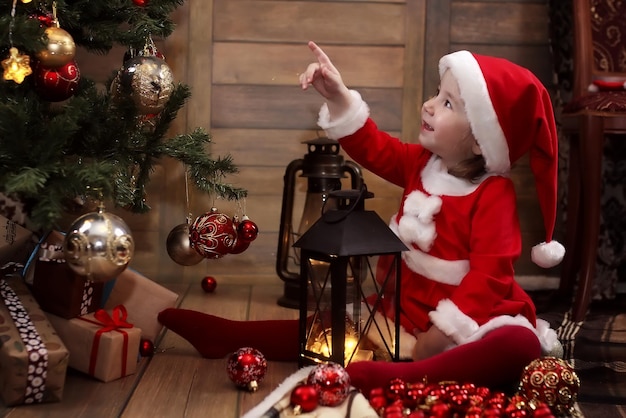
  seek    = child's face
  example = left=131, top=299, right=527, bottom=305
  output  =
left=419, top=71, right=481, bottom=168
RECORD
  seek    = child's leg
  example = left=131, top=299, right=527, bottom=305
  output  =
left=345, top=325, right=541, bottom=396
left=157, top=308, right=300, bottom=361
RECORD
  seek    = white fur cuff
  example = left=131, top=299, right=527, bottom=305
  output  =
left=317, top=90, right=370, bottom=140
left=428, top=299, right=479, bottom=344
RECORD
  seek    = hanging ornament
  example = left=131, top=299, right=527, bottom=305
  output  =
left=237, top=215, right=259, bottom=243
left=226, top=347, right=267, bottom=392
left=201, top=276, right=217, bottom=293
left=117, top=55, right=174, bottom=115
left=3, top=1, right=32, bottom=84
left=36, top=3, right=76, bottom=68
left=228, top=216, right=249, bottom=255
left=30, top=11, right=54, bottom=27
left=139, top=339, right=154, bottom=357
left=306, top=362, right=351, bottom=407
left=166, top=222, right=204, bottom=266
left=229, top=237, right=250, bottom=255
left=63, top=204, right=135, bottom=283
left=123, top=34, right=164, bottom=63
left=290, top=383, right=319, bottom=414
left=132, top=0, right=149, bottom=6
left=2, top=47, right=32, bottom=84
left=189, top=208, right=237, bottom=259
left=33, top=59, right=80, bottom=102
left=517, top=357, right=579, bottom=416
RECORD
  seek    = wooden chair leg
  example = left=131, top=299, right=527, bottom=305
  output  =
left=559, top=131, right=582, bottom=298
left=571, top=115, right=603, bottom=322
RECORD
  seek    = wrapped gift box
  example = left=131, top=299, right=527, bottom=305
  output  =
left=0, top=215, right=34, bottom=266
left=47, top=306, right=141, bottom=383
left=0, top=275, right=69, bottom=406
left=104, top=269, right=179, bottom=343
left=24, top=231, right=104, bottom=319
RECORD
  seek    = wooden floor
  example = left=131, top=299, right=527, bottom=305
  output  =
left=0, top=279, right=621, bottom=417
left=1, top=279, right=300, bottom=418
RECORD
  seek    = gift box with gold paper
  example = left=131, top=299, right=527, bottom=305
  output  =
left=24, top=230, right=104, bottom=319
left=0, top=215, right=34, bottom=266
left=104, top=268, right=178, bottom=342
left=0, top=275, right=69, bottom=406
left=46, top=305, right=141, bottom=383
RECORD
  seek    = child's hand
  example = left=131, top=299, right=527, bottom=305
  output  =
left=412, top=325, right=455, bottom=361
left=299, top=41, right=352, bottom=109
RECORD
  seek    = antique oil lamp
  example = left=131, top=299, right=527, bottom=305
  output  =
left=276, top=137, right=362, bottom=308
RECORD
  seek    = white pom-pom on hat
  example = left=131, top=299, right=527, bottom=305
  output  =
left=531, top=241, right=566, bottom=268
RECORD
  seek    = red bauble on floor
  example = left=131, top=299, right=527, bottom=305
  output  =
left=226, top=347, right=267, bottom=392
left=140, top=339, right=154, bottom=357
left=201, top=276, right=217, bottom=293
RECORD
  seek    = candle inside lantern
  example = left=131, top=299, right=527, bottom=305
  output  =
left=306, top=324, right=373, bottom=365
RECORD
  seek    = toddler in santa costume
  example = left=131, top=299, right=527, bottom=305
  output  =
left=158, top=41, right=565, bottom=396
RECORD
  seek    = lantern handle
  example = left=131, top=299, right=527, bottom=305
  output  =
left=321, top=184, right=371, bottom=224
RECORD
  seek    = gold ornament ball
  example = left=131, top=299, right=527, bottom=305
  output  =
left=37, top=27, right=76, bottom=68
left=63, top=208, right=135, bottom=283
left=166, top=223, right=204, bottom=266
left=518, top=356, right=580, bottom=415
left=119, top=56, right=174, bottom=114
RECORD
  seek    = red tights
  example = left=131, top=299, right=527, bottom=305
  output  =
left=158, top=308, right=541, bottom=395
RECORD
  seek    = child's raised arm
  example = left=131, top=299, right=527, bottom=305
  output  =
left=299, top=41, right=354, bottom=119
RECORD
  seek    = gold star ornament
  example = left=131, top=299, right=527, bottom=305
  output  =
left=2, top=47, right=33, bottom=84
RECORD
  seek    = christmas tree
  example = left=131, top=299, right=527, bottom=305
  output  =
left=0, top=0, right=246, bottom=230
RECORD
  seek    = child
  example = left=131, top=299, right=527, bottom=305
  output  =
left=158, top=42, right=564, bottom=396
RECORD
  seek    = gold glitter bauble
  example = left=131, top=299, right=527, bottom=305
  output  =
left=36, top=27, right=76, bottom=68
left=63, top=207, right=134, bottom=283
left=119, top=55, right=174, bottom=114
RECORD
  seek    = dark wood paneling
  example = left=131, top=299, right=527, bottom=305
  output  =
left=450, top=3, right=549, bottom=44
left=213, top=43, right=405, bottom=88
left=211, top=86, right=403, bottom=132
left=213, top=0, right=407, bottom=45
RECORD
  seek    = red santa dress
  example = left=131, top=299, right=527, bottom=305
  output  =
left=317, top=89, right=561, bottom=359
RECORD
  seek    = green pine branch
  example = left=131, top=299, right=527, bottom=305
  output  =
left=0, top=0, right=246, bottom=230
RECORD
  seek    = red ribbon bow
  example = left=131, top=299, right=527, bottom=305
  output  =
left=78, top=305, right=134, bottom=378
left=93, top=305, right=133, bottom=332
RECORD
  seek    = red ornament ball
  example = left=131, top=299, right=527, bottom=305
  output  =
left=140, top=339, right=154, bottom=357
left=386, top=378, right=408, bottom=402
left=201, top=276, right=217, bottom=293
left=229, top=238, right=250, bottom=255
left=517, top=356, right=580, bottom=415
left=33, top=60, right=80, bottom=102
left=306, top=362, right=351, bottom=407
left=382, top=401, right=404, bottom=418
left=30, top=12, right=54, bottom=27
left=226, top=347, right=267, bottom=392
left=132, top=0, right=149, bottom=6
left=290, top=383, right=319, bottom=413
left=229, top=216, right=251, bottom=254
left=189, top=208, right=237, bottom=259
left=237, top=217, right=259, bottom=243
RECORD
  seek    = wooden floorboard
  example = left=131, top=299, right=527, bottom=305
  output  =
left=3, top=280, right=620, bottom=417
left=239, top=284, right=299, bottom=416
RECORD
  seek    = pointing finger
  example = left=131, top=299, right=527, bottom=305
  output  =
left=308, top=41, right=333, bottom=67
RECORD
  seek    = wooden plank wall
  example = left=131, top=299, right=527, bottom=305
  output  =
left=74, top=0, right=560, bottom=286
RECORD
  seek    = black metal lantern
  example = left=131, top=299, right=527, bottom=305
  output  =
left=276, top=137, right=362, bottom=309
left=294, top=187, right=407, bottom=367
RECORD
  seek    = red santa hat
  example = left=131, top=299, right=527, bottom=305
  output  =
left=438, top=50, right=565, bottom=268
